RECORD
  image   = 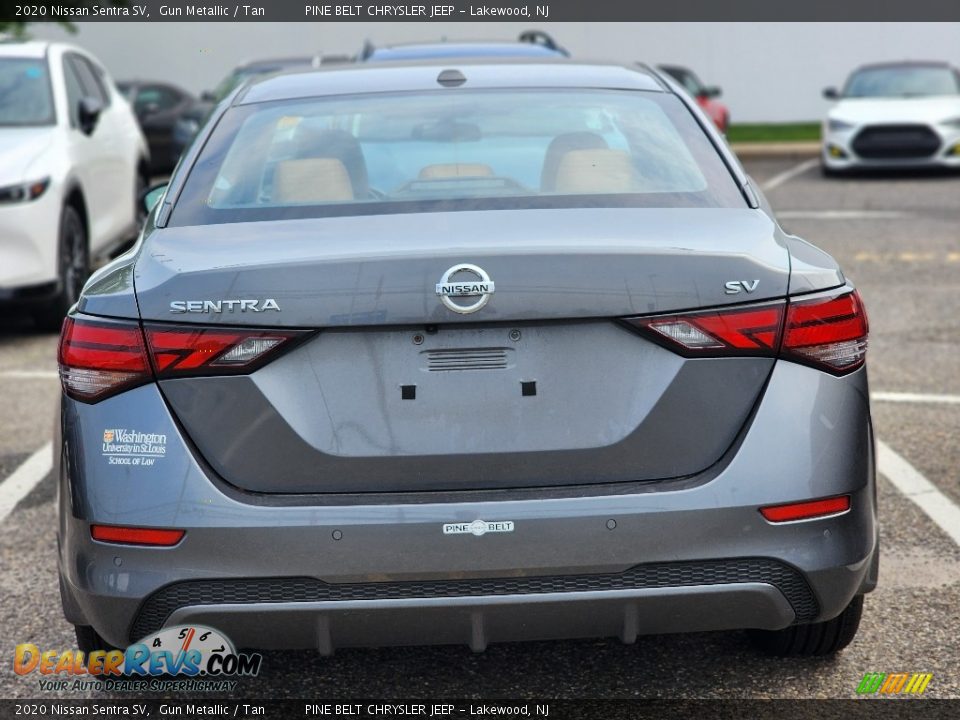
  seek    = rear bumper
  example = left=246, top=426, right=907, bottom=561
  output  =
left=162, top=584, right=797, bottom=653
left=57, top=360, right=878, bottom=650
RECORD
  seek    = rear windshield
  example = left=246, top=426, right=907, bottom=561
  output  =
left=171, top=88, right=745, bottom=226
left=0, top=58, right=55, bottom=127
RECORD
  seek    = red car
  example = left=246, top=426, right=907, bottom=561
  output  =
left=658, top=64, right=730, bottom=132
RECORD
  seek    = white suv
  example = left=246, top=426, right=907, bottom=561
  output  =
left=0, top=40, right=149, bottom=329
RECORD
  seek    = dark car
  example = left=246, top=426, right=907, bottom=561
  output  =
left=170, top=55, right=320, bottom=161
left=117, top=80, right=195, bottom=174
left=360, top=30, right=568, bottom=62
left=658, top=64, right=730, bottom=132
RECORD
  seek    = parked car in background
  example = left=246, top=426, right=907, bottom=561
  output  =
left=657, top=64, right=730, bottom=132
left=170, top=56, right=320, bottom=161
left=360, top=30, right=568, bottom=62
left=821, top=61, right=960, bottom=174
left=116, top=80, right=195, bottom=174
left=58, top=59, right=874, bottom=659
left=0, top=40, right=148, bottom=329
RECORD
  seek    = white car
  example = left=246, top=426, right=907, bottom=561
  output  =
left=821, top=61, right=960, bottom=175
left=0, top=40, right=149, bottom=329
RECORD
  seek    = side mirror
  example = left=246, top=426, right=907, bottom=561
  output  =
left=78, top=97, right=103, bottom=136
left=823, top=87, right=840, bottom=100
left=141, top=183, right=167, bottom=214
left=700, top=86, right=722, bottom=99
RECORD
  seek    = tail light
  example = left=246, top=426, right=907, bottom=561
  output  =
left=624, top=289, right=868, bottom=375
left=782, top=291, right=868, bottom=372
left=627, top=303, right=783, bottom=356
left=58, top=318, right=151, bottom=401
left=142, top=325, right=308, bottom=378
left=59, top=316, right=310, bottom=403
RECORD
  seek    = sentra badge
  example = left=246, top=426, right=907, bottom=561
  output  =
left=170, top=299, right=280, bottom=313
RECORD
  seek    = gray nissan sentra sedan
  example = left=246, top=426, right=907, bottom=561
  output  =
left=56, top=60, right=877, bottom=659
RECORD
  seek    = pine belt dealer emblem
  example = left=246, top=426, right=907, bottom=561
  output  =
left=435, top=263, right=495, bottom=314
left=443, top=519, right=515, bottom=537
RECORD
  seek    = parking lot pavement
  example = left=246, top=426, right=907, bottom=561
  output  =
left=0, top=158, right=958, bottom=701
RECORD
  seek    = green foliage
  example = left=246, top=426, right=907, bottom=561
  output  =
left=726, top=123, right=822, bottom=143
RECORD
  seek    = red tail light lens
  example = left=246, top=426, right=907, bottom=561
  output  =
left=625, top=303, right=784, bottom=357
left=58, top=318, right=151, bottom=401
left=760, top=495, right=850, bottom=523
left=624, top=289, right=868, bottom=376
left=143, top=325, right=308, bottom=377
left=782, top=290, right=868, bottom=373
left=91, top=525, right=185, bottom=546
left=59, top=316, right=311, bottom=403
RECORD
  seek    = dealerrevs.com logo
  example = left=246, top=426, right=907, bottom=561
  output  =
left=856, top=672, right=933, bottom=696
left=15, top=625, right=262, bottom=693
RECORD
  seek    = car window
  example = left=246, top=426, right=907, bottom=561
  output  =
left=844, top=66, right=960, bottom=98
left=172, top=88, right=745, bottom=226
left=135, top=85, right=181, bottom=113
left=62, top=57, right=86, bottom=128
left=0, top=58, right=55, bottom=126
left=677, top=71, right=703, bottom=97
left=67, top=54, right=111, bottom=107
left=661, top=67, right=703, bottom=97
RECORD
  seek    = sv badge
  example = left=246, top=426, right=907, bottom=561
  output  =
left=724, top=280, right=760, bottom=295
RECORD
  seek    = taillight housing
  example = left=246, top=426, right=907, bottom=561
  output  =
left=59, top=316, right=310, bottom=403
left=58, top=317, right=151, bottom=401
left=142, top=324, right=308, bottom=378
left=624, top=288, right=868, bottom=375
left=782, top=291, right=869, bottom=373
left=626, top=302, right=784, bottom=357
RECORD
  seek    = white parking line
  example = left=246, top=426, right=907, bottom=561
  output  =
left=0, top=370, right=58, bottom=379
left=0, top=442, right=53, bottom=525
left=760, top=158, right=820, bottom=192
left=877, top=439, right=960, bottom=547
left=778, top=210, right=911, bottom=220
left=872, top=392, right=960, bottom=406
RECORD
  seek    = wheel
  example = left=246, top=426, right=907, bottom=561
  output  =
left=75, top=625, right=116, bottom=654
left=749, top=594, right=864, bottom=657
left=33, top=204, right=88, bottom=332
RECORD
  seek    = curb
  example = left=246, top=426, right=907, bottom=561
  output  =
left=729, top=141, right=821, bottom=159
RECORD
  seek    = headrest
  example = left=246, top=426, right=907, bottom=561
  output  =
left=541, top=131, right=609, bottom=191
left=272, top=158, right=354, bottom=204
left=553, top=149, right=637, bottom=194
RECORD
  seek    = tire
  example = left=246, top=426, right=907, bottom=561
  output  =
left=33, top=204, right=89, bottom=332
left=75, top=625, right=116, bottom=654
left=749, top=594, right=864, bottom=657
